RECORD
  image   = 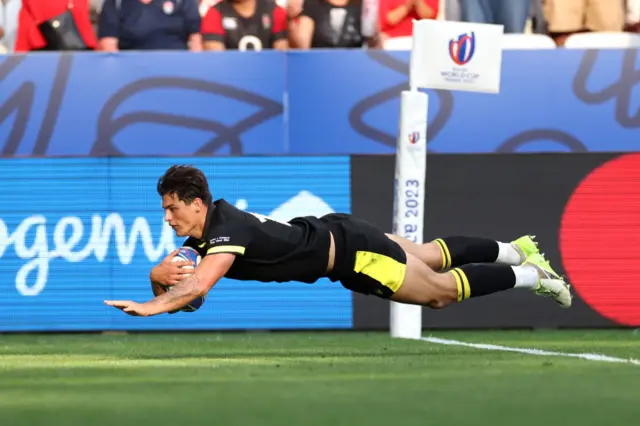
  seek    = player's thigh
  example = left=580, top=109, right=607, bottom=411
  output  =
left=385, top=233, right=442, bottom=270
left=390, top=252, right=456, bottom=307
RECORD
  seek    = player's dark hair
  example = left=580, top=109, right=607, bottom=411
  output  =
left=157, top=165, right=212, bottom=204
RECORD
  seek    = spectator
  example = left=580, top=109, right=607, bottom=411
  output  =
left=443, top=0, right=460, bottom=21
left=459, top=0, right=531, bottom=33
left=543, top=0, right=625, bottom=46
left=379, top=0, right=438, bottom=43
left=89, top=0, right=103, bottom=35
left=289, top=0, right=380, bottom=48
left=1, top=0, right=22, bottom=53
left=199, top=0, right=217, bottom=17
left=201, top=0, right=287, bottom=50
left=286, top=0, right=303, bottom=40
left=286, top=0, right=303, bottom=20
left=626, top=0, right=640, bottom=32
left=14, top=0, right=97, bottom=51
left=98, top=0, right=202, bottom=51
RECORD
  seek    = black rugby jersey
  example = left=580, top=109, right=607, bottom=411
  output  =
left=183, top=199, right=331, bottom=283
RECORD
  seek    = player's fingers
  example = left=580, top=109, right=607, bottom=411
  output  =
left=173, top=260, right=193, bottom=268
left=162, top=249, right=181, bottom=262
left=104, top=300, right=129, bottom=307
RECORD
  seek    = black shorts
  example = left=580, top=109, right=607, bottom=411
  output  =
left=321, top=214, right=407, bottom=299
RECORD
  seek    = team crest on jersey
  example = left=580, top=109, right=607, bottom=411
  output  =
left=262, top=14, right=271, bottom=29
left=163, top=0, right=174, bottom=14
left=223, top=17, right=238, bottom=29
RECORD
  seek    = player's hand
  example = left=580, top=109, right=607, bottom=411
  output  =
left=150, top=249, right=194, bottom=286
left=104, top=300, right=153, bottom=317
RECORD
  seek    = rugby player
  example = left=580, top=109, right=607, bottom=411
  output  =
left=105, top=165, right=572, bottom=317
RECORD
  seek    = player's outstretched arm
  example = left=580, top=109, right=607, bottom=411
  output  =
left=105, top=253, right=236, bottom=317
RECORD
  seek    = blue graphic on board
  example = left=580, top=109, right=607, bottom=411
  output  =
left=0, top=157, right=351, bottom=332
left=0, top=48, right=638, bottom=156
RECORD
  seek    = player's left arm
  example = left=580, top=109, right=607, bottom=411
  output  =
left=106, top=223, right=252, bottom=317
left=141, top=253, right=235, bottom=315
left=106, top=253, right=236, bottom=317
left=271, top=5, right=289, bottom=50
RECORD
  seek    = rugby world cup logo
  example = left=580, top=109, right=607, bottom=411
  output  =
left=449, top=32, right=476, bottom=66
left=408, top=132, right=420, bottom=144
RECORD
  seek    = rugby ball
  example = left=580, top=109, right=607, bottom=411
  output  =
left=163, top=247, right=206, bottom=312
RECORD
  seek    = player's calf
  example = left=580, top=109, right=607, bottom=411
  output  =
left=387, top=234, right=537, bottom=271
left=391, top=251, right=571, bottom=309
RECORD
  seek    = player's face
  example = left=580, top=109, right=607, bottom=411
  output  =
left=162, top=193, right=201, bottom=237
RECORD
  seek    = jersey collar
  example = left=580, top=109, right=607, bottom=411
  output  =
left=200, top=199, right=217, bottom=241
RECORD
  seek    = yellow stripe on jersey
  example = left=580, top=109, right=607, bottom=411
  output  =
left=207, top=245, right=246, bottom=255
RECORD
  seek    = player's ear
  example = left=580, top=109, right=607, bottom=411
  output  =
left=193, top=197, right=204, bottom=212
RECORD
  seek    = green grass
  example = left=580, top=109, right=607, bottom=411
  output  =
left=0, top=330, right=639, bottom=426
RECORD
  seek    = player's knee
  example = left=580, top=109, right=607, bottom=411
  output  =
left=423, top=242, right=445, bottom=270
left=426, top=275, right=458, bottom=309
left=426, top=300, right=445, bottom=309
left=427, top=298, right=454, bottom=309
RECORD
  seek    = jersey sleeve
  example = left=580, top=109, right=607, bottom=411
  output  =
left=272, top=6, right=288, bottom=40
left=201, top=6, right=225, bottom=42
left=203, top=225, right=252, bottom=256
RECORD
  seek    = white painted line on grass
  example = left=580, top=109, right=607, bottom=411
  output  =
left=421, top=336, right=640, bottom=365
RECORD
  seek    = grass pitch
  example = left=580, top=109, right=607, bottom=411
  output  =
left=0, top=330, right=638, bottom=426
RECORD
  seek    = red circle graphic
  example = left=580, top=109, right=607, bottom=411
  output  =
left=560, top=153, right=640, bottom=326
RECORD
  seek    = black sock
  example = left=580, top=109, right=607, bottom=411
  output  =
left=450, top=264, right=516, bottom=301
left=433, top=236, right=499, bottom=270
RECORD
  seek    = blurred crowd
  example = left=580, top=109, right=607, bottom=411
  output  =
left=0, top=0, right=638, bottom=53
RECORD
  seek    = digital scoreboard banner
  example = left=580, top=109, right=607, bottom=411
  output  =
left=0, top=157, right=352, bottom=332
left=350, top=153, right=639, bottom=329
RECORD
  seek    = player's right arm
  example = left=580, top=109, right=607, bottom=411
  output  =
left=149, top=248, right=194, bottom=292
left=201, top=6, right=226, bottom=50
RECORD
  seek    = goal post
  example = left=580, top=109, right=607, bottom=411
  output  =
left=390, top=19, right=505, bottom=339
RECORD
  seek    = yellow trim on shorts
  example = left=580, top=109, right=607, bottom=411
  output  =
left=451, top=268, right=471, bottom=301
left=434, top=238, right=451, bottom=270
left=354, top=251, right=406, bottom=293
left=207, top=245, right=246, bottom=255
